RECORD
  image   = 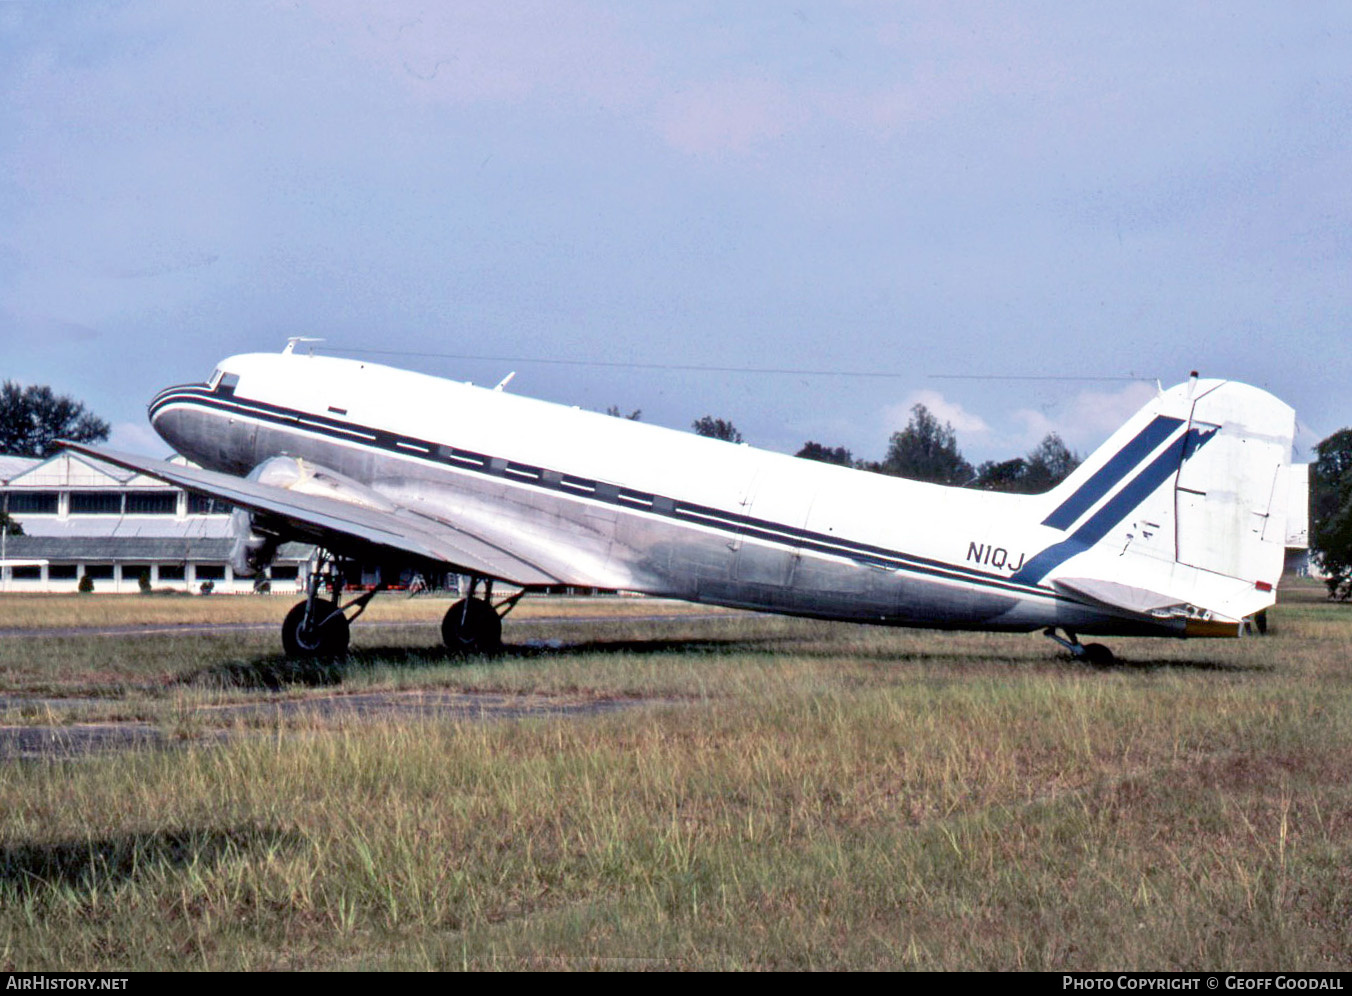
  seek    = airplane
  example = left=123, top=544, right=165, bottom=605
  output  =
left=63, top=344, right=1304, bottom=666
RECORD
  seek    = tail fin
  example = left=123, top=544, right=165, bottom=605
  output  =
left=1017, top=377, right=1296, bottom=627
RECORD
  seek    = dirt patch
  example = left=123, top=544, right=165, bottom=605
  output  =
left=0, top=721, right=168, bottom=761
left=0, top=688, right=652, bottom=762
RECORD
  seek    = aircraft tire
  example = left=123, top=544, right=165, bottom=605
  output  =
left=442, top=598, right=502, bottom=655
left=282, top=599, right=350, bottom=657
left=1082, top=643, right=1115, bottom=668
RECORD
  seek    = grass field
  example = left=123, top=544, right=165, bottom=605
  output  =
left=1, top=583, right=1350, bottom=970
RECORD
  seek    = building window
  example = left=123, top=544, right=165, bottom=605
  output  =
left=188, top=494, right=231, bottom=515
left=83, top=564, right=115, bottom=580
left=269, top=565, right=299, bottom=580
left=48, top=564, right=77, bottom=580
left=158, top=564, right=185, bottom=581
left=9, top=565, right=41, bottom=580
left=69, top=492, right=123, bottom=514
left=195, top=564, right=226, bottom=581
left=125, top=491, right=177, bottom=514
left=5, top=491, right=60, bottom=514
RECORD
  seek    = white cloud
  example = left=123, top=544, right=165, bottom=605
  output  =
left=655, top=77, right=803, bottom=158
left=884, top=389, right=989, bottom=435
left=1010, top=382, right=1159, bottom=452
left=874, top=382, right=1162, bottom=465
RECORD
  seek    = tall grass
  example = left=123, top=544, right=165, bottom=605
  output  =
left=1, top=587, right=1350, bottom=969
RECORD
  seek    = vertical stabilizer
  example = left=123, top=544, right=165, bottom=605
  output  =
left=1020, top=378, right=1295, bottom=625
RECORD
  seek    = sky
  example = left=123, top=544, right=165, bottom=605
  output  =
left=2, top=2, right=1350, bottom=466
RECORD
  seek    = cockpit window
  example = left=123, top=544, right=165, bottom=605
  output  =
left=206, top=368, right=223, bottom=390
left=210, top=371, right=240, bottom=396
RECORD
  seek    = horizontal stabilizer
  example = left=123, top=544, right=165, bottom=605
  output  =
left=1052, top=577, right=1187, bottom=617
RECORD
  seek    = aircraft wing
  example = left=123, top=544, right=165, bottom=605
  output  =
left=59, top=442, right=563, bottom=586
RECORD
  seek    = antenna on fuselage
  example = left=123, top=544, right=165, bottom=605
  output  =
left=283, top=337, right=325, bottom=356
left=493, top=371, right=516, bottom=392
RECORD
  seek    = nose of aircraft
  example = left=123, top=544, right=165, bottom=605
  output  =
left=147, top=383, right=194, bottom=454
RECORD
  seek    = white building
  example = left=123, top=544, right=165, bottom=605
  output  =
left=0, top=450, right=311, bottom=594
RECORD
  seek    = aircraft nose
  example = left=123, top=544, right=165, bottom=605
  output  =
left=148, top=383, right=194, bottom=452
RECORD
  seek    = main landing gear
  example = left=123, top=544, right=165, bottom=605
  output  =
left=281, top=555, right=379, bottom=658
left=1043, top=627, right=1116, bottom=667
left=281, top=560, right=519, bottom=659
left=440, top=577, right=523, bottom=655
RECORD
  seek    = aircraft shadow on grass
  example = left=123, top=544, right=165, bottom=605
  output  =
left=179, top=636, right=782, bottom=690
left=177, top=633, right=1264, bottom=691
left=0, top=825, right=300, bottom=892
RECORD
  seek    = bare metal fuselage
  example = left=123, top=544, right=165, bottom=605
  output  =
left=148, top=358, right=1172, bottom=638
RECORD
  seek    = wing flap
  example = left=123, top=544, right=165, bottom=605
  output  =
left=59, top=442, right=562, bottom=586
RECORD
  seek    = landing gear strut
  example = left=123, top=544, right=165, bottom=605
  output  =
left=1043, top=627, right=1116, bottom=667
left=440, top=576, right=522, bottom=655
left=280, top=554, right=379, bottom=658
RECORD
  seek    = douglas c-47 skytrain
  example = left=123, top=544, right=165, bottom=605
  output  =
left=65, top=343, right=1306, bottom=666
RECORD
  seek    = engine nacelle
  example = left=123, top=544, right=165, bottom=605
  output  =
left=229, top=456, right=399, bottom=578
left=250, top=455, right=397, bottom=512
left=229, top=507, right=280, bottom=578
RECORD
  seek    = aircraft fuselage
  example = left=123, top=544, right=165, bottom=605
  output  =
left=147, top=353, right=1181, bottom=637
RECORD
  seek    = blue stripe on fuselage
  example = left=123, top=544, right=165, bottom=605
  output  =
left=1012, top=425, right=1217, bottom=585
left=1041, top=415, right=1185, bottom=530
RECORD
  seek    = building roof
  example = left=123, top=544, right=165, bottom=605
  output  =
left=0, top=450, right=196, bottom=487
left=0, top=456, right=39, bottom=483
left=2, top=536, right=311, bottom=562
left=16, top=516, right=235, bottom=539
left=3, top=536, right=237, bottom=561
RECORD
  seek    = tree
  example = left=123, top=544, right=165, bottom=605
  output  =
left=881, top=404, right=973, bottom=485
left=1310, top=428, right=1352, bottom=600
left=692, top=416, right=743, bottom=443
left=971, top=457, right=1028, bottom=492
left=1022, top=432, right=1080, bottom=492
left=971, top=433, right=1081, bottom=493
left=795, top=441, right=853, bottom=466
left=0, top=381, right=110, bottom=458
left=605, top=405, right=642, bottom=420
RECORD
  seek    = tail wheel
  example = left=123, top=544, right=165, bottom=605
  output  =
left=441, top=598, right=502, bottom=655
left=282, top=599, right=350, bottom=657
